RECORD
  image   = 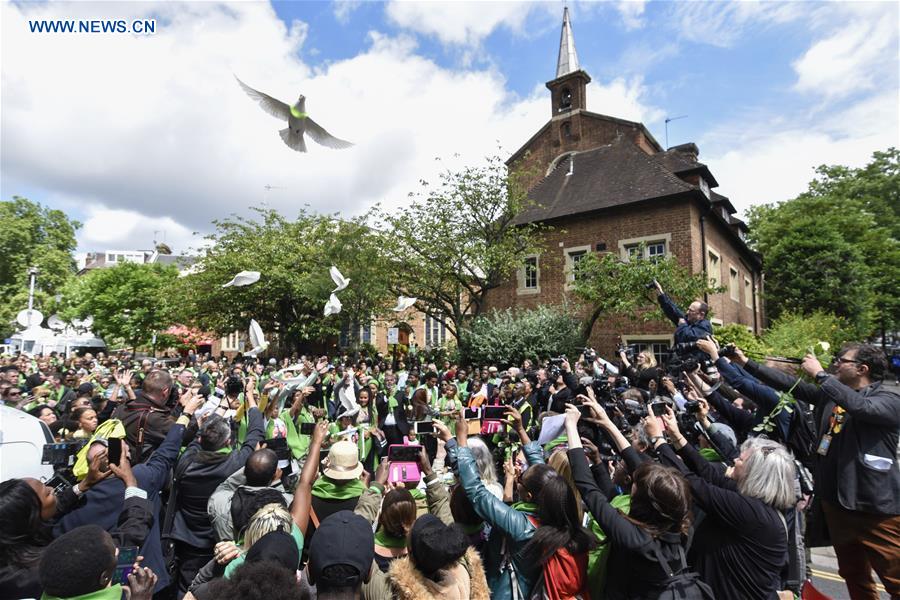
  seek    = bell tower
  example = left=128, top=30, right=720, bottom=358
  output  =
left=545, top=7, right=591, bottom=153
left=546, top=7, right=591, bottom=116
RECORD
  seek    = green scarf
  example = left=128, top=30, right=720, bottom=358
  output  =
left=408, top=488, right=425, bottom=500
left=42, top=584, right=124, bottom=600
left=511, top=501, right=539, bottom=514
left=374, top=529, right=408, bottom=548
left=311, top=477, right=365, bottom=500
left=699, top=447, right=724, bottom=463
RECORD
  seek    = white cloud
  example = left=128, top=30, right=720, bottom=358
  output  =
left=78, top=205, right=200, bottom=254
left=333, top=0, right=362, bottom=24
left=384, top=1, right=542, bottom=46
left=705, top=90, right=899, bottom=216
left=616, top=0, right=646, bottom=30
left=2, top=2, right=659, bottom=254
left=793, top=15, right=896, bottom=99
left=587, top=77, right=663, bottom=125
left=669, top=1, right=807, bottom=48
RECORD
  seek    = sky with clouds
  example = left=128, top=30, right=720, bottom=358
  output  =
left=2, top=0, right=897, bottom=254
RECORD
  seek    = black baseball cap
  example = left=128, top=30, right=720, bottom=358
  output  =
left=308, top=511, right=374, bottom=588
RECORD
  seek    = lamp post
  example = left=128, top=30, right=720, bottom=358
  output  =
left=26, top=266, right=39, bottom=327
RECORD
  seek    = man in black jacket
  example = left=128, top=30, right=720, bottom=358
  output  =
left=113, top=370, right=193, bottom=463
left=744, top=343, right=900, bottom=600
left=170, top=403, right=265, bottom=598
left=654, top=280, right=713, bottom=345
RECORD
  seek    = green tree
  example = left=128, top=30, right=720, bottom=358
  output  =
left=459, top=305, right=582, bottom=367
left=0, top=197, right=80, bottom=336
left=571, top=250, right=722, bottom=343
left=170, top=208, right=394, bottom=352
left=747, top=148, right=899, bottom=340
left=58, top=262, right=178, bottom=350
left=714, top=323, right=769, bottom=358
left=372, top=154, right=546, bottom=342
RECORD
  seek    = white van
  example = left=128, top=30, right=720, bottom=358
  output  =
left=0, top=405, right=56, bottom=483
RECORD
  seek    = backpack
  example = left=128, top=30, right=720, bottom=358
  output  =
left=648, top=543, right=715, bottom=600
left=785, top=396, right=817, bottom=471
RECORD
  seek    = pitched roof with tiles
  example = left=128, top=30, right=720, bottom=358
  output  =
left=513, top=137, right=698, bottom=225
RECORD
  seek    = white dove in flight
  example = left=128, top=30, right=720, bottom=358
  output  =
left=324, top=293, right=342, bottom=316
left=330, top=266, right=350, bottom=293
left=222, top=271, right=261, bottom=288
left=236, top=76, right=354, bottom=153
left=392, top=296, right=417, bottom=312
left=245, top=319, right=269, bottom=357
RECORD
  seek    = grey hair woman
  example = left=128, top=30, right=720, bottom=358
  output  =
left=649, top=408, right=795, bottom=600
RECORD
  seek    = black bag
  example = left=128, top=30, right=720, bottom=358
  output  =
left=785, top=397, right=817, bottom=471
left=650, top=544, right=716, bottom=600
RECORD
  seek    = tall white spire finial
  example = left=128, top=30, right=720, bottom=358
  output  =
left=556, top=6, right=580, bottom=78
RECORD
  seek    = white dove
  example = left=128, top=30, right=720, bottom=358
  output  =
left=236, top=76, right=353, bottom=153
left=222, top=271, right=260, bottom=288
left=324, top=293, right=342, bottom=316
left=330, top=266, right=350, bottom=293
left=244, top=319, right=269, bottom=357
left=392, top=296, right=417, bottom=312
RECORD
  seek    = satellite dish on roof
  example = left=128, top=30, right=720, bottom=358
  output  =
left=48, top=314, right=66, bottom=331
left=16, top=309, right=44, bottom=328
left=82, top=316, right=94, bottom=329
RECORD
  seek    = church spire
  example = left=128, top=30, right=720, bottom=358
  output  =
left=556, top=6, right=580, bottom=78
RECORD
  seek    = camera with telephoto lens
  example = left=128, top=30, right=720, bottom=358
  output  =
left=673, top=342, right=698, bottom=355
left=684, top=399, right=702, bottom=413
left=582, top=347, right=597, bottom=364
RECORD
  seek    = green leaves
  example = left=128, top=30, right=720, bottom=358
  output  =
left=0, top=196, right=81, bottom=337
left=570, top=249, right=721, bottom=343
left=747, top=147, right=899, bottom=338
left=372, top=153, right=547, bottom=341
left=459, top=305, right=582, bottom=367
left=57, top=262, right=178, bottom=349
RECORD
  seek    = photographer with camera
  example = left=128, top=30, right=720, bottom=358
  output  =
left=546, top=357, right=579, bottom=414
left=618, top=345, right=661, bottom=392
left=734, top=343, right=900, bottom=599
left=652, top=280, right=713, bottom=344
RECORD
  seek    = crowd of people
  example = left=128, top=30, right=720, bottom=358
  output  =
left=0, top=288, right=898, bottom=600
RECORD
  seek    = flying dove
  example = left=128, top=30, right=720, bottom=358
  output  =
left=236, top=76, right=353, bottom=153
left=392, top=296, right=417, bottom=312
left=245, top=319, right=269, bottom=357
left=324, top=293, right=342, bottom=316
left=222, top=270, right=260, bottom=288
left=330, top=266, right=350, bottom=293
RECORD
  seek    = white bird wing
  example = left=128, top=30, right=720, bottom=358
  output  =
left=329, top=266, right=350, bottom=293
left=305, top=116, right=354, bottom=150
left=248, top=319, right=265, bottom=348
left=222, top=270, right=260, bottom=288
left=235, top=76, right=291, bottom=121
left=324, top=293, right=342, bottom=316
left=392, top=296, right=417, bottom=312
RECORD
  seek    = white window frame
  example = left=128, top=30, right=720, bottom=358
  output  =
left=744, top=277, right=753, bottom=308
left=729, top=265, right=740, bottom=302
left=698, top=178, right=711, bottom=199
left=618, top=233, right=672, bottom=262
left=620, top=335, right=674, bottom=367
left=424, top=314, right=446, bottom=348
left=106, top=253, right=117, bottom=263
left=564, top=244, right=591, bottom=290
left=706, top=245, right=721, bottom=288
left=517, top=254, right=541, bottom=295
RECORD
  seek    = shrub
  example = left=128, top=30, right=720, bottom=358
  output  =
left=714, top=323, right=769, bottom=359
left=762, top=311, right=856, bottom=360
left=459, top=305, right=582, bottom=368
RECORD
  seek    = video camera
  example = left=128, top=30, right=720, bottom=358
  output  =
left=617, top=343, right=638, bottom=363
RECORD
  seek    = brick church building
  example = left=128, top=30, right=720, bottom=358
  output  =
left=483, top=8, right=764, bottom=362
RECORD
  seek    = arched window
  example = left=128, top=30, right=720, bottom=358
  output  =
left=559, top=87, right=572, bottom=110
left=561, top=121, right=572, bottom=139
